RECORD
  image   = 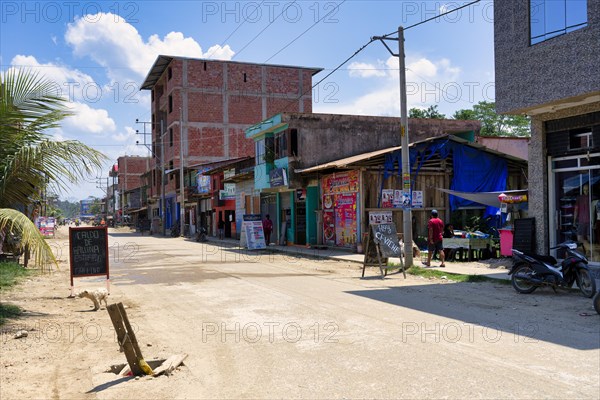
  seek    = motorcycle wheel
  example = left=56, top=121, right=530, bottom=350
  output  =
left=593, top=292, right=600, bottom=315
left=576, top=269, right=597, bottom=298
left=511, top=264, right=538, bottom=294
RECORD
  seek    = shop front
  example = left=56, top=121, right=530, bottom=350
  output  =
left=549, top=152, right=600, bottom=264
left=321, top=170, right=360, bottom=248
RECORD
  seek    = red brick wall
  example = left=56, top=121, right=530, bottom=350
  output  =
left=148, top=58, right=318, bottom=198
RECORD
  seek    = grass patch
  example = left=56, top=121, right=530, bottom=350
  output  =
left=0, top=303, right=23, bottom=325
left=0, top=262, right=34, bottom=325
left=0, top=261, right=33, bottom=291
left=402, top=265, right=509, bottom=284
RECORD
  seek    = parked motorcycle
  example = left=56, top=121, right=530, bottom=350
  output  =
left=195, top=226, right=208, bottom=242
left=170, top=223, right=181, bottom=238
left=509, top=241, right=596, bottom=298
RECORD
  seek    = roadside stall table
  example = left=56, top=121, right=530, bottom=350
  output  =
left=442, top=237, right=491, bottom=261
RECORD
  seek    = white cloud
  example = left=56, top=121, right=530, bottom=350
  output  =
left=63, top=102, right=116, bottom=135
left=112, top=126, right=136, bottom=142
left=316, top=55, right=465, bottom=116
left=10, top=55, right=96, bottom=102
left=347, top=61, right=387, bottom=78
left=65, top=12, right=235, bottom=83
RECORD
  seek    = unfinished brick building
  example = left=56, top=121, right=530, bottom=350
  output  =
left=140, top=55, right=321, bottom=229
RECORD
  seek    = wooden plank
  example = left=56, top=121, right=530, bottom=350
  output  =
left=106, top=303, right=145, bottom=376
left=152, top=353, right=188, bottom=377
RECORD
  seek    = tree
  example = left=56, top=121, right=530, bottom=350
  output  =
left=0, top=69, right=106, bottom=269
left=409, top=105, right=446, bottom=119
left=453, top=101, right=530, bottom=137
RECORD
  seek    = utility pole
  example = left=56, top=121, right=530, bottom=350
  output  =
left=372, top=26, right=413, bottom=267
left=179, top=108, right=185, bottom=237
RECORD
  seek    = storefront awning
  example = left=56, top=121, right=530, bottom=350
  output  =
left=437, top=188, right=528, bottom=208
left=127, top=207, right=148, bottom=214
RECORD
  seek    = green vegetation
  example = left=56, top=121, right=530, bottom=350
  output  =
left=0, top=303, right=22, bottom=325
left=452, top=101, right=530, bottom=137
left=401, top=265, right=509, bottom=284
left=0, top=262, right=34, bottom=325
left=0, top=261, right=33, bottom=290
left=1, top=68, right=106, bottom=270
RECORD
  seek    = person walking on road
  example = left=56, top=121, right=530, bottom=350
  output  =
left=218, top=217, right=225, bottom=240
left=425, top=209, right=445, bottom=267
left=263, top=214, right=273, bottom=245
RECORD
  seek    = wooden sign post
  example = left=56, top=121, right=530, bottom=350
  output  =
left=69, top=226, right=109, bottom=293
left=362, top=223, right=406, bottom=278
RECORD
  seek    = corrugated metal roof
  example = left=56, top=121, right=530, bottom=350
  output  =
left=295, top=146, right=401, bottom=173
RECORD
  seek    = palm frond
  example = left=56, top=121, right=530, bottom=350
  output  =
left=0, top=208, right=57, bottom=270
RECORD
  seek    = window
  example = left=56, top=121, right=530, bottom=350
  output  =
left=255, top=140, right=265, bottom=165
left=530, top=0, right=587, bottom=45
left=168, top=67, right=172, bottom=80
left=169, top=128, right=173, bottom=147
left=168, top=95, right=173, bottom=113
left=290, top=129, right=298, bottom=156
left=274, top=131, right=288, bottom=159
left=569, top=128, right=593, bottom=150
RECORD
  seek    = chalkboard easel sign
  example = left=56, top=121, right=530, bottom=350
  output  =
left=362, top=223, right=405, bottom=279
left=69, top=226, right=109, bottom=289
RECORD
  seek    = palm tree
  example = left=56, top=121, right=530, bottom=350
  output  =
left=0, top=68, right=106, bottom=269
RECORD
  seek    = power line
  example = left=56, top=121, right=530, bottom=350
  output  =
left=381, top=0, right=482, bottom=37
left=205, top=0, right=267, bottom=60
left=233, top=0, right=298, bottom=59
left=264, top=0, right=346, bottom=63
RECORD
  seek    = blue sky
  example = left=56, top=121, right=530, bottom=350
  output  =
left=0, top=0, right=495, bottom=201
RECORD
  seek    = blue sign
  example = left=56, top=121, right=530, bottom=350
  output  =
left=269, top=168, right=288, bottom=187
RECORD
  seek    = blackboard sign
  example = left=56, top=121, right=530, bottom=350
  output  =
left=371, top=223, right=401, bottom=258
left=513, top=218, right=535, bottom=254
left=362, top=223, right=405, bottom=279
left=69, top=226, right=109, bottom=286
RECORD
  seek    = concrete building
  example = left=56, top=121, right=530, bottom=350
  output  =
left=245, top=112, right=482, bottom=247
left=140, top=56, right=321, bottom=231
left=117, top=156, right=152, bottom=223
left=494, top=0, right=600, bottom=263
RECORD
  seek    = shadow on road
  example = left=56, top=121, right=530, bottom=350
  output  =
left=345, top=282, right=600, bottom=351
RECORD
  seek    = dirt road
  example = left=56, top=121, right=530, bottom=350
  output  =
left=1, top=229, right=599, bottom=399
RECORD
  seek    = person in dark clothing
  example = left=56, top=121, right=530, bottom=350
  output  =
left=263, top=214, right=273, bottom=245
left=218, top=218, right=225, bottom=240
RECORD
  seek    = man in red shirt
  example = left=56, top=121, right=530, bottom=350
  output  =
left=425, top=209, right=445, bottom=267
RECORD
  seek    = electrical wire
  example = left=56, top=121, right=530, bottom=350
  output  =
left=263, top=0, right=346, bottom=63
left=232, top=0, right=298, bottom=59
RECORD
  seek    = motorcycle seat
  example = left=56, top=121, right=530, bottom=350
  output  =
left=524, top=253, right=557, bottom=265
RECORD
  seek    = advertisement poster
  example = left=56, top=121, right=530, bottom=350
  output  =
left=35, top=217, right=56, bottom=237
left=334, top=193, right=357, bottom=247
left=412, top=190, right=423, bottom=208
left=323, top=210, right=336, bottom=245
left=369, top=211, right=393, bottom=225
left=241, top=214, right=266, bottom=250
left=381, top=189, right=394, bottom=208
left=321, top=170, right=359, bottom=194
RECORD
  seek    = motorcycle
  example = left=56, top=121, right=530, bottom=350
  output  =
left=170, top=223, right=180, bottom=237
left=195, top=226, right=208, bottom=242
left=509, top=241, right=596, bottom=298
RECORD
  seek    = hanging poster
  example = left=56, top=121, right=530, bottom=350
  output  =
left=412, top=190, right=423, bottom=208
left=369, top=211, right=393, bottom=225
left=321, top=170, right=359, bottom=194
left=381, top=189, right=394, bottom=208
left=334, top=193, right=357, bottom=247
left=323, top=210, right=336, bottom=245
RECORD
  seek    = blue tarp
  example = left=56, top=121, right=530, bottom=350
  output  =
left=383, top=139, right=508, bottom=217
